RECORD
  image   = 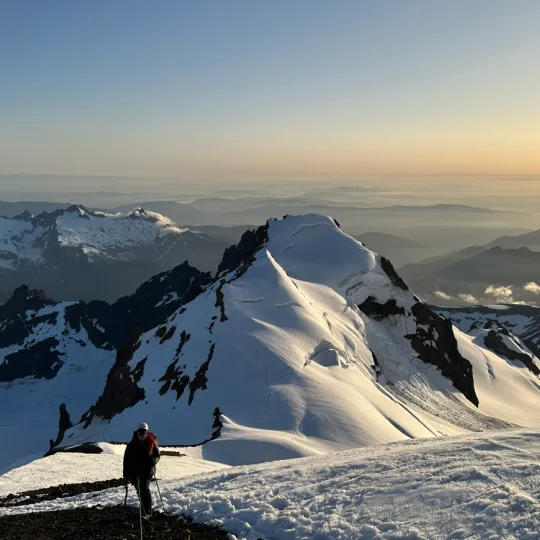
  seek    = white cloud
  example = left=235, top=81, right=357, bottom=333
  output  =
left=433, top=290, right=453, bottom=300
left=485, top=285, right=514, bottom=303
left=524, top=282, right=540, bottom=295
left=458, top=293, right=478, bottom=304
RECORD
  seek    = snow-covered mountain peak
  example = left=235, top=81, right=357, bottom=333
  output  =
left=0, top=205, right=190, bottom=266
left=0, top=205, right=228, bottom=303
left=54, top=206, right=188, bottom=249
left=2, top=214, right=540, bottom=472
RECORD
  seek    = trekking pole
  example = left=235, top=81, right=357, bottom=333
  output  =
left=123, top=483, right=128, bottom=507
left=136, top=478, right=143, bottom=540
left=154, top=477, right=165, bottom=511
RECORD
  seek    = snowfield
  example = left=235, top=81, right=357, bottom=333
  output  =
left=2, top=430, right=540, bottom=539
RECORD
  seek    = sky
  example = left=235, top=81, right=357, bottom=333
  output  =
left=1, top=0, right=539, bottom=180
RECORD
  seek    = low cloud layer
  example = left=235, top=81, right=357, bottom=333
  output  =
left=524, top=282, right=540, bottom=295
left=431, top=283, right=540, bottom=307
left=458, top=293, right=478, bottom=304
left=485, top=285, right=514, bottom=303
left=434, top=290, right=452, bottom=301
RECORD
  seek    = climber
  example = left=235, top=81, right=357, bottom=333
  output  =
left=123, top=422, right=161, bottom=516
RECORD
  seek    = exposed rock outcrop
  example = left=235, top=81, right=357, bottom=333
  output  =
left=405, top=302, right=478, bottom=406
left=188, top=344, right=215, bottom=405
left=0, top=338, right=64, bottom=382
left=358, top=297, right=405, bottom=320
left=380, top=256, right=409, bottom=291
left=159, top=331, right=191, bottom=400
left=484, top=329, right=540, bottom=376
left=217, top=224, right=269, bottom=278
left=84, top=331, right=146, bottom=423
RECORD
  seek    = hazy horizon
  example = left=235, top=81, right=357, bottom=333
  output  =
left=1, top=173, right=539, bottom=216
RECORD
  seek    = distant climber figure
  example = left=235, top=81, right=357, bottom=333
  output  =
left=123, top=422, right=161, bottom=516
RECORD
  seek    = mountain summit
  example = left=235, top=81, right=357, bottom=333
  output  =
left=0, top=206, right=228, bottom=302
left=1, top=214, right=539, bottom=471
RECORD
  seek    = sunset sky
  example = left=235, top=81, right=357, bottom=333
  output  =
left=1, top=0, right=539, bottom=179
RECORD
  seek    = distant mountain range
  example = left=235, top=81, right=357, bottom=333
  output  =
left=2, top=198, right=535, bottom=280
left=0, top=200, right=72, bottom=218
left=0, top=205, right=228, bottom=303
left=109, top=199, right=534, bottom=228
left=400, top=244, right=540, bottom=306
left=487, top=228, right=540, bottom=250
left=3, top=197, right=535, bottom=234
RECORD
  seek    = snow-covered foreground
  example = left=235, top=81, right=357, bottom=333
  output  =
left=3, top=430, right=540, bottom=539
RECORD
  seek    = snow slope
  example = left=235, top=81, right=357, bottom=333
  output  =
left=3, top=430, right=540, bottom=539
left=2, top=214, right=540, bottom=473
left=0, top=301, right=116, bottom=474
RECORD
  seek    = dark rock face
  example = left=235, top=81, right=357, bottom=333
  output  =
left=1, top=262, right=212, bottom=384
left=50, top=403, right=74, bottom=449
left=85, top=333, right=146, bottom=423
left=159, top=331, right=191, bottom=400
left=64, top=261, right=212, bottom=351
left=155, top=326, right=167, bottom=339
left=484, top=330, right=540, bottom=375
left=405, top=303, right=478, bottom=406
left=358, top=297, right=405, bottom=320
left=215, top=281, right=228, bottom=322
left=359, top=292, right=478, bottom=407
left=188, top=344, right=215, bottom=405
left=76, top=262, right=216, bottom=425
left=159, top=326, right=176, bottom=344
left=45, top=442, right=104, bottom=457
left=0, top=286, right=52, bottom=348
left=0, top=338, right=63, bottom=382
left=217, top=224, right=269, bottom=277
left=371, top=350, right=381, bottom=377
left=209, top=224, right=271, bottom=334
left=159, top=363, right=189, bottom=400
left=380, top=256, right=409, bottom=291
left=210, top=406, right=223, bottom=440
